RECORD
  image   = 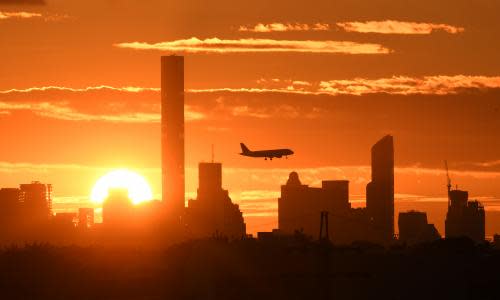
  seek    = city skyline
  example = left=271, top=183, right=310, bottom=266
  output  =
left=1, top=0, right=500, bottom=237
left=1, top=1, right=500, bottom=299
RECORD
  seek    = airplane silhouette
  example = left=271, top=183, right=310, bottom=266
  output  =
left=240, top=143, right=294, bottom=160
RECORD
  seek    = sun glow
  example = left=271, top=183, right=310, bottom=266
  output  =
left=90, top=169, right=153, bottom=205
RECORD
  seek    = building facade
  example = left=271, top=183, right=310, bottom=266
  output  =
left=445, top=189, right=485, bottom=242
left=185, top=162, right=246, bottom=239
left=366, top=135, right=395, bottom=243
left=398, top=211, right=440, bottom=244
left=161, top=55, right=185, bottom=218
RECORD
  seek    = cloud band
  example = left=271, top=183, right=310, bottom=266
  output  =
left=114, top=37, right=391, bottom=55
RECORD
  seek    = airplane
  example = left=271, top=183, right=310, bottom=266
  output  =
left=240, top=143, right=294, bottom=160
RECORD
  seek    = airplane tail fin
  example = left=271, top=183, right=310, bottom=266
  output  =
left=240, top=143, right=251, bottom=154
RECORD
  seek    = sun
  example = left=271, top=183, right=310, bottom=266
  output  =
left=91, top=169, right=153, bottom=205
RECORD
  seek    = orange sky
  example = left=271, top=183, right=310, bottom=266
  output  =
left=1, top=0, right=499, bottom=236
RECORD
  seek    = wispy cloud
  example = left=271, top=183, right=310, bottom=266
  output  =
left=336, top=20, right=464, bottom=35
left=228, top=104, right=303, bottom=119
left=3, top=75, right=500, bottom=104
left=188, top=87, right=319, bottom=95
left=0, top=101, right=205, bottom=123
left=0, top=101, right=161, bottom=123
left=0, top=85, right=204, bottom=122
left=0, top=0, right=45, bottom=4
left=1, top=75, right=499, bottom=123
left=456, top=160, right=500, bottom=170
left=475, top=161, right=500, bottom=168
left=236, top=20, right=463, bottom=35
left=318, top=75, right=500, bottom=95
left=0, top=85, right=160, bottom=94
left=114, top=37, right=391, bottom=55
left=0, top=11, right=71, bottom=22
left=196, top=75, right=500, bottom=96
left=0, top=11, right=41, bottom=20
left=238, top=23, right=330, bottom=32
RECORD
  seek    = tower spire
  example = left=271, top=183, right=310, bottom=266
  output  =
left=211, top=144, right=214, bottom=163
left=444, top=160, right=452, bottom=208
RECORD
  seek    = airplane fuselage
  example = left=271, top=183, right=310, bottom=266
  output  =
left=240, top=143, right=294, bottom=160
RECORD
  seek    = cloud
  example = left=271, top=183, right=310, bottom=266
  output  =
left=0, top=0, right=45, bottom=4
left=2, top=76, right=500, bottom=100
left=0, top=85, right=160, bottom=94
left=1, top=85, right=306, bottom=122
left=196, top=75, right=500, bottom=96
left=0, top=101, right=205, bottom=123
left=0, top=11, right=41, bottom=19
left=455, top=160, right=500, bottom=172
left=1, top=75, right=499, bottom=124
left=238, top=23, right=330, bottom=32
left=189, top=87, right=318, bottom=95
left=336, top=20, right=465, bottom=34
left=236, top=20, right=464, bottom=35
left=475, top=161, right=500, bottom=168
left=114, top=37, right=391, bottom=55
left=42, top=13, right=71, bottom=22
left=0, top=86, right=204, bottom=123
left=0, top=101, right=162, bottom=123
left=318, top=75, right=500, bottom=95
left=0, top=11, right=71, bottom=22
left=228, top=104, right=302, bottom=119
left=0, top=85, right=316, bottom=122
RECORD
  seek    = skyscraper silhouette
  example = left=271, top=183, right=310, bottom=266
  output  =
left=278, top=172, right=357, bottom=242
left=185, top=162, right=246, bottom=239
left=445, top=188, right=485, bottom=241
left=20, top=181, right=52, bottom=222
left=0, top=188, right=21, bottom=239
left=366, top=135, right=395, bottom=243
left=161, top=56, right=185, bottom=217
left=398, top=211, right=440, bottom=244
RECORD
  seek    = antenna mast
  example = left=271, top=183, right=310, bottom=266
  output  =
left=445, top=160, right=451, bottom=192
left=445, top=160, right=452, bottom=207
left=211, top=144, right=214, bottom=163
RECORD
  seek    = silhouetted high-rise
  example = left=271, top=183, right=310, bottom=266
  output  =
left=0, top=188, right=21, bottom=238
left=278, top=172, right=371, bottom=243
left=366, top=135, right=395, bottom=243
left=445, top=188, right=485, bottom=242
left=185, top=162, right=246, bottom=239
left=20, top=181, right=52, bottom=222
left=398, top=211, right=440, bottom=244
left=0, top=188, right=21, bottom=222
left=161, top=55, right=185, bottom=217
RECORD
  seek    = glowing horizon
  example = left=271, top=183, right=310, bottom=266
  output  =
left=90, top=169, right=153, bottom=205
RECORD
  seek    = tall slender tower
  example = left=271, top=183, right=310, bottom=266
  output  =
left=161, top=56, right=185, bottom=217
left=366, top=135, right=394, bottom=243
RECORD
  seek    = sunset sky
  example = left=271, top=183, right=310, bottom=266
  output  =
left=1, top=0, right=499, bottom=236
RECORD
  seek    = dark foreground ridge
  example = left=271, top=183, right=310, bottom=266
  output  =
left=1, top=237, right=499, bottom=300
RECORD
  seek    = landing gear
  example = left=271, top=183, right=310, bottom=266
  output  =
left=265, top=158, right=267, bottom=161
